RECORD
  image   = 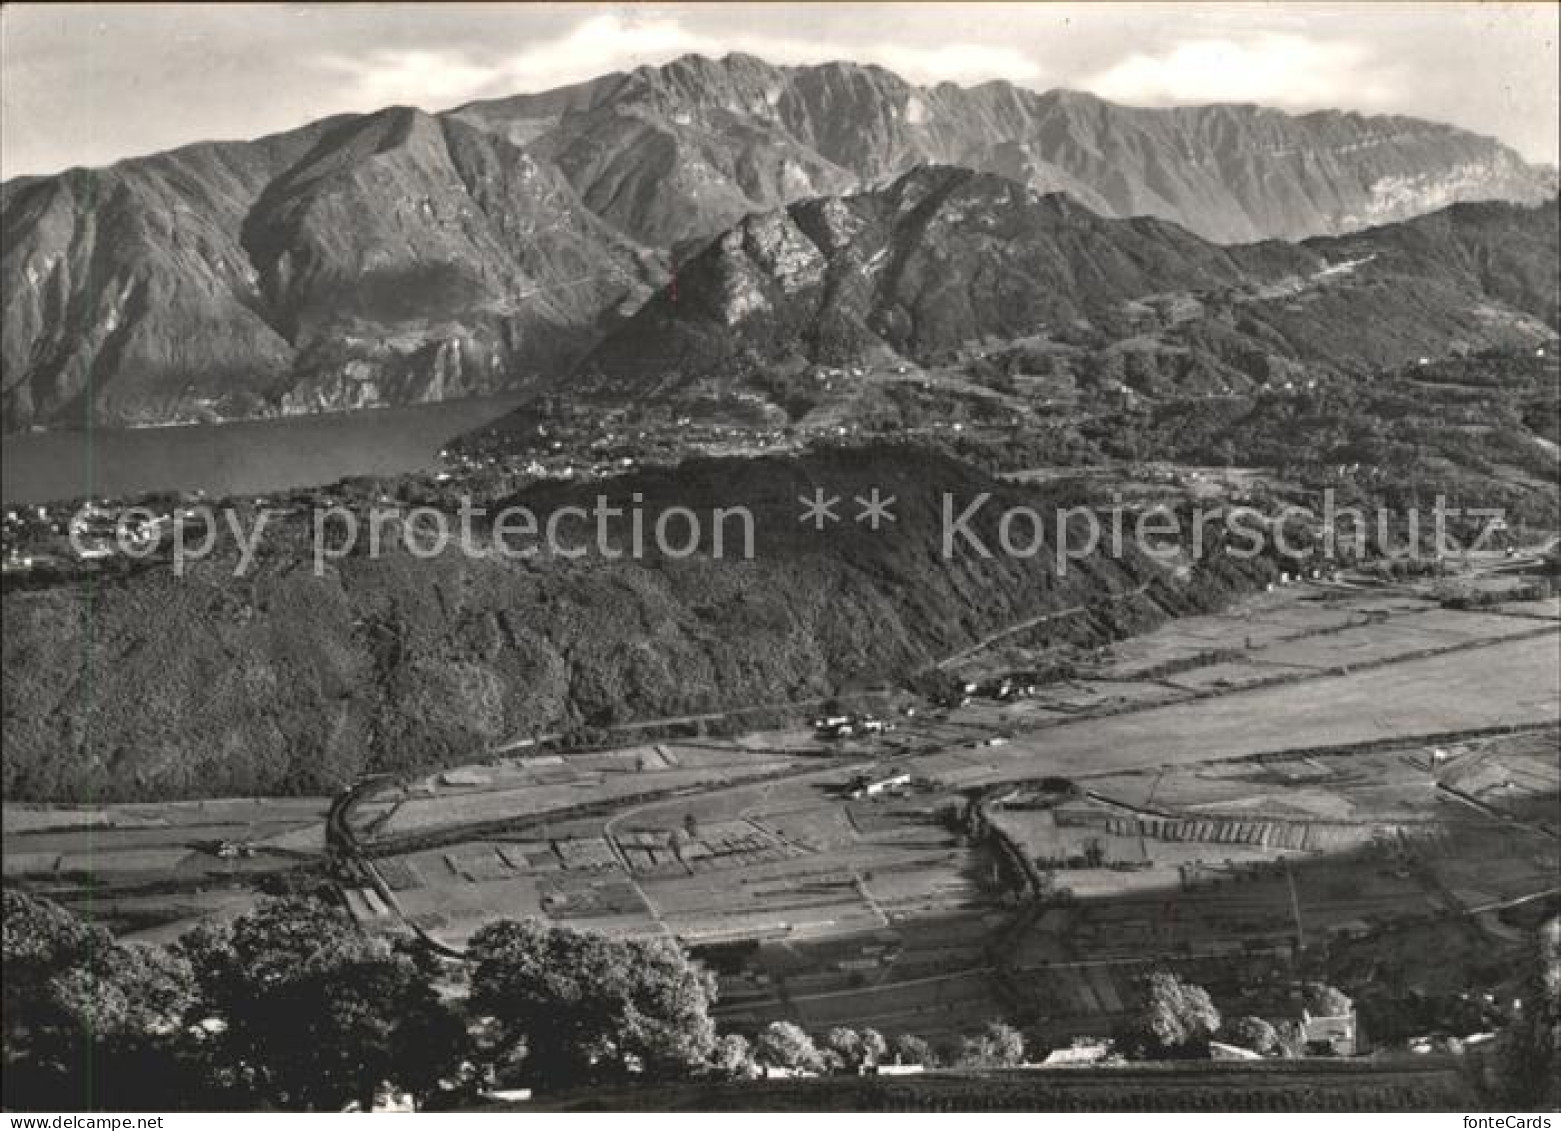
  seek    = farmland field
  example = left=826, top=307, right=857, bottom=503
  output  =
left=10, top=579, right=1553, bottom=1046
left=938, top=632, right=1558, bottom=789
left=328, top=581, right=1557, bottom=1045
left=1, top=795, right=330, bottom=939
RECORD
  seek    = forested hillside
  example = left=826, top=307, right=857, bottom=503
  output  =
left=2, top=447, right=1272, bottom=801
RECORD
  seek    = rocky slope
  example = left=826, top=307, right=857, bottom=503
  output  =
left=543, top=168, right=1557, bottom=420
left=4, top=52, right=1553, bottom=431
left=1, top=109, right=660, bottom=431
left=453, top=53, right=1555, bottom=247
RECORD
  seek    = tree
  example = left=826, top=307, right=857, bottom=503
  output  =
left=3, top=888, right=112, bottom=1051
left=184, top=897, right=465, bottom=1111
left=753, top=1021, right=824, bottom=1073
left=2, top=888, right=110, bottom=979
left=44, top=940, right=196, bottom=1042
left=1489, top=919, right=1561, bottom=1110
left=858, top=1028, right=888, bottom=1068
left=957, top=1021, right=1027, bottom=1067
left=49, top=942, right=205, bottom=1108
left=931, top=1034, right=966, bottom=1068
left=889, top=1032, right=932, bottom=1066
left=4, top=889, right=106, bottom=1041
left=710, top=1033, right=756, bottom=1079
left=823, top=1027, right=865, bottom=1072
left=1273, top=1018, right=1308, bottom=1060
left=1302, top=982, right=1354, bottom=1017
left=2, top=890, right=207, bottom=1111
left=468, top=918, right=717, bottom=1088
left=1219, top=1015, right=1279, bottom=1056
left=1121, top=972, right=1222, bottom=1059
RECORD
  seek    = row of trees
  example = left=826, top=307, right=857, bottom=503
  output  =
left=5, top=889, right=1556, bottom=1111
left=726, top=972, right=1345, bottom=1074
left=712, top=1020, right=1029, bottom=1078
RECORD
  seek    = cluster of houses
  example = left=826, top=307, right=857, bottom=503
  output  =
left=812, top=712, right=895, bottom=741
left=3, top=497, right=218, bottom=569
left=940, top=673, right=1052, bottom=709
left=451, top=409, right=806, bottom=487
left=65, top=501, right=190, bottom=559
left=979, top=675, right=1044, bottom=703
left=2, top=503, right=68, bottom=571
left=847, top=771, right=914, bottom=800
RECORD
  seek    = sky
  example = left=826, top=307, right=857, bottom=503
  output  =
left=3, top=2, right=1557, bottom=180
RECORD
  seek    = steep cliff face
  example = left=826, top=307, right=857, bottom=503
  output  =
left=454, top=54, right=1557, bottom=247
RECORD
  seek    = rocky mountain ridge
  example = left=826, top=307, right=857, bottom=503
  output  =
left=452, top=53, right=1555, bottom=246
left=1, top=108, right=662, bottom=432
left=3, top=52, right=1554, bottom=431
left=540, top=167, right=1557, bottom=428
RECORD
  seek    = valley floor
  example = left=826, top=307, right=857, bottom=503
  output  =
left=6, top=558, right=1557, bottom=1049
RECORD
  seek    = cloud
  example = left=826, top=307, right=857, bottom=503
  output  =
left=1086, top=33, right=1403, bottom=111
left=315, top=14, right=695, bottom=109
left=315, top=12, right=1043, bottom=112
left=866, top=42, right=1043, bottom=86
left=318, top=49, right=510, bottom=109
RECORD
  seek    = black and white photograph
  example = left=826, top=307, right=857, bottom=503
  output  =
left=1, top=1, right=1558, bottom=1117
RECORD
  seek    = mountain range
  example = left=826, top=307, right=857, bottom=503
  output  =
left=2, top=52, right=1556, bottom=432
left=548, top=166, right=1556, bottom=427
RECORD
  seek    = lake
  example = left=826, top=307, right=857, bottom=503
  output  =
left=1, top=394, right=528, bottom=503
